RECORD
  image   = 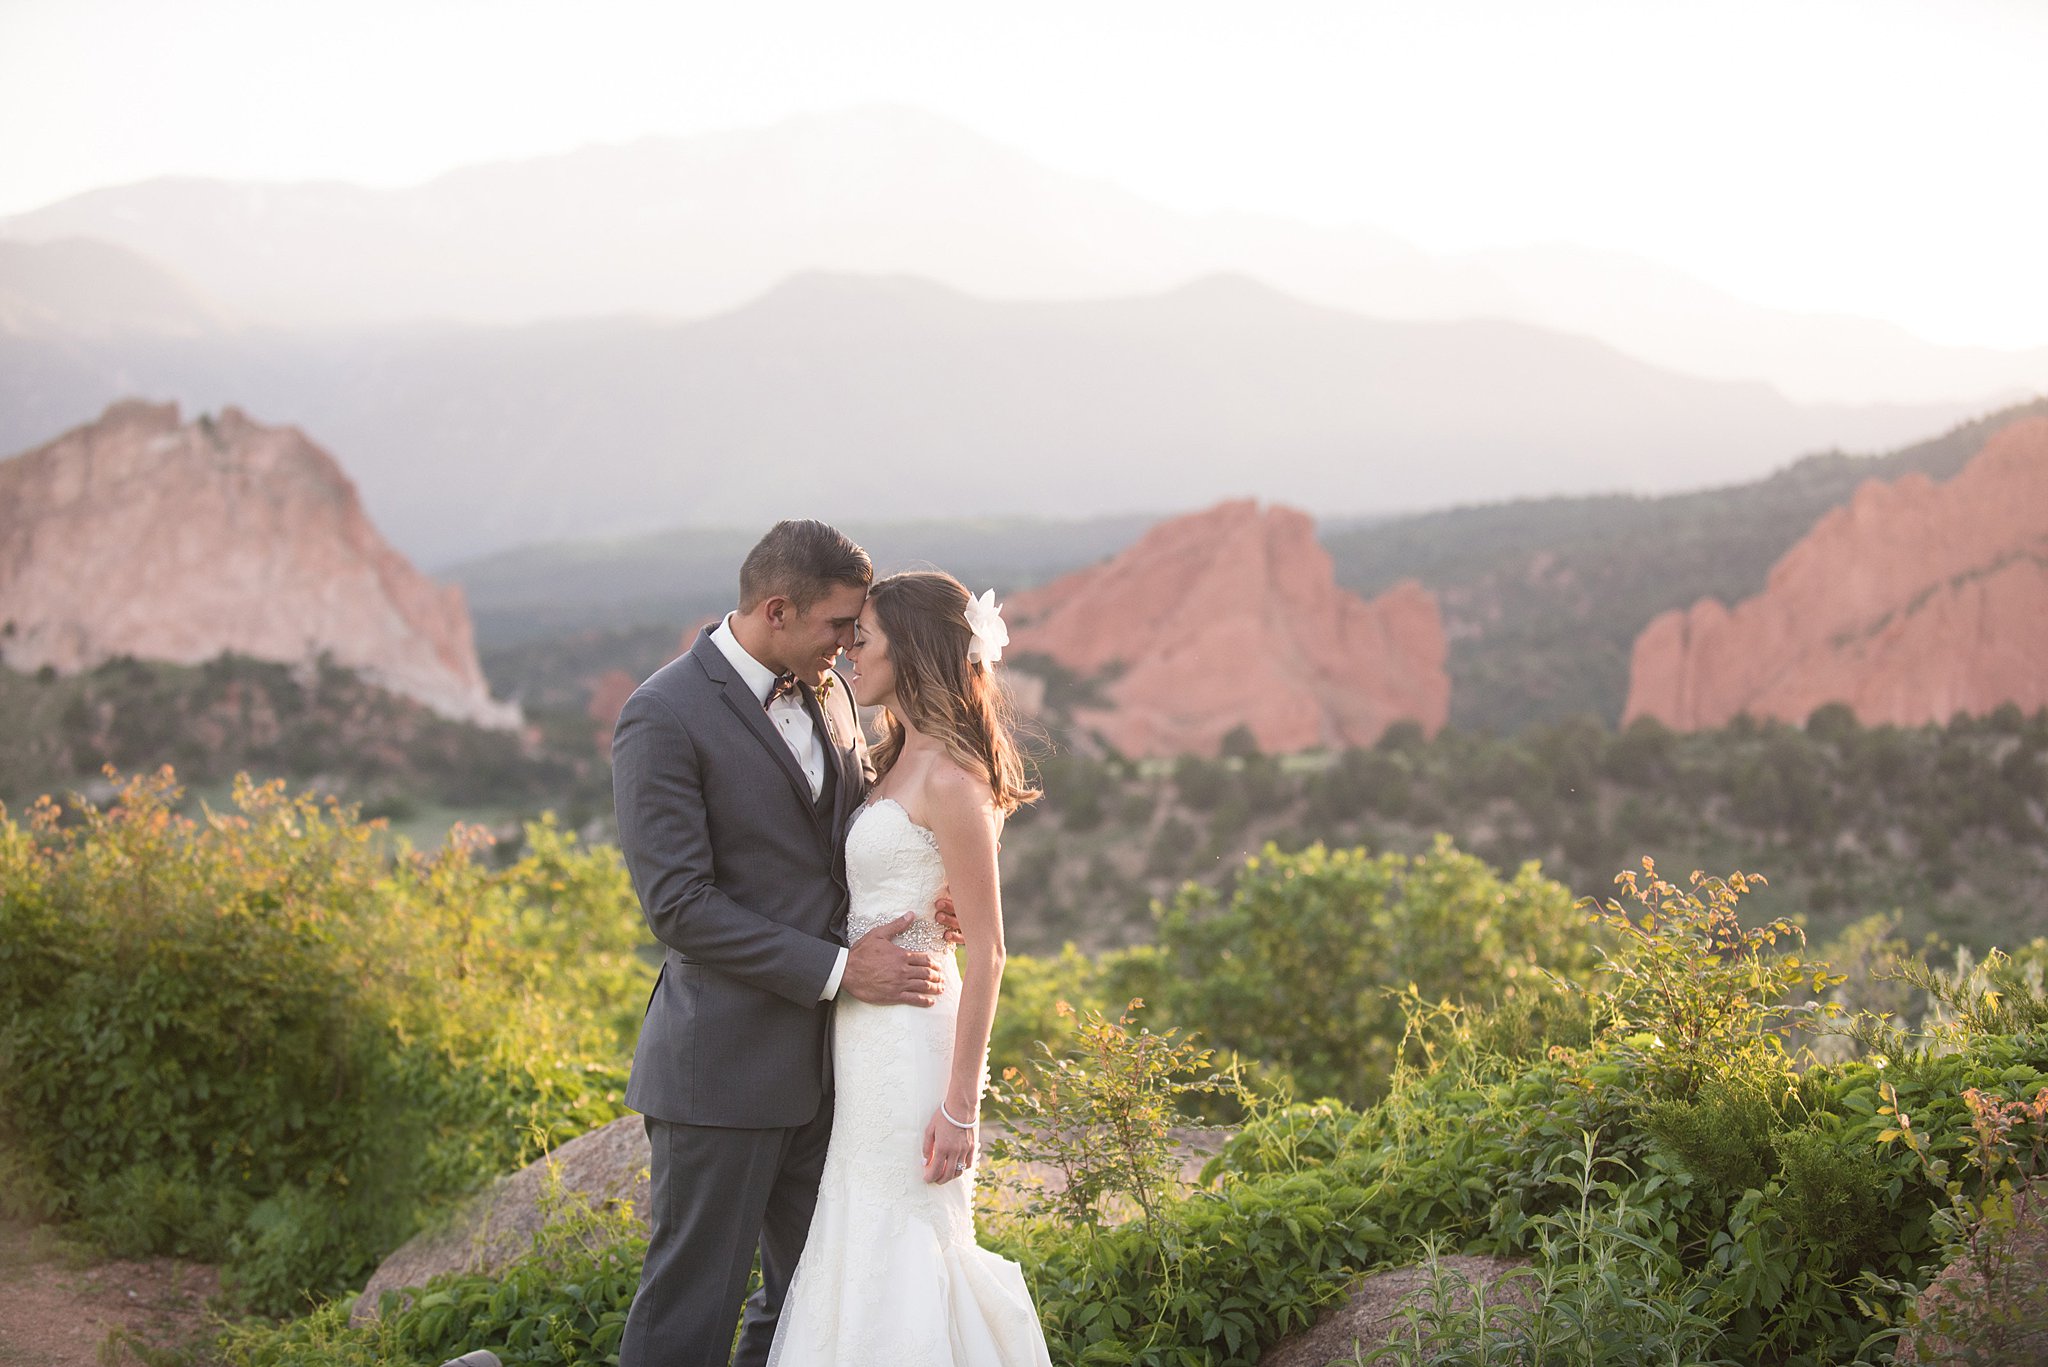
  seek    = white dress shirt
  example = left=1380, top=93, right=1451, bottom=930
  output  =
left=710, top=612, right=848, bottom=1001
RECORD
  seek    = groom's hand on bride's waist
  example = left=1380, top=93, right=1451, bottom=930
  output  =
left=843, top=912, right=945, bottom=1007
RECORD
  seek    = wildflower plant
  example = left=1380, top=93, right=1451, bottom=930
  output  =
left=1568, top=859, right=1845, bottom=1092
left=985, top=999, right=1240, bottom=1231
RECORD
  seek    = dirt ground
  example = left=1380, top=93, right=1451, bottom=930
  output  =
left=0, top=1251, right=221, bottom=1367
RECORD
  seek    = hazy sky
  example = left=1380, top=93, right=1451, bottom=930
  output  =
left=3, top=0, right=2043, bottom=348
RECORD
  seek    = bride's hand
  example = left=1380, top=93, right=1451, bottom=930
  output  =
left=933, top=886, right=966, bottom=946
left=921, top=1105, right=977, bottom=1184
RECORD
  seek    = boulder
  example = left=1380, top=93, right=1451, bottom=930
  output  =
left=352, top=1115, right=650, bottom=1324
left=1897, top=1189, right=2048, bottom=1365
left=1259, top=1255, right=1531, bottom=1366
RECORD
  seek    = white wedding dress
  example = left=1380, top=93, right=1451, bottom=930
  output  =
left=766, top=797, right=1053, bottom=1367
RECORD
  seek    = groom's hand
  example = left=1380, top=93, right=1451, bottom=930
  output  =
left=844, top=912, right=944, bottom=1007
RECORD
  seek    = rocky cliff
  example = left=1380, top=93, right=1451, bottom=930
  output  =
left=1005, top=500, right=1448, bottom=756
left=0, top=401, right=516, bottom=727
left=1624, top=416, right=2048, bottom=729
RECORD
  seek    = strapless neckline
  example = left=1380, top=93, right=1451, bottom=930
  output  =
left=857, top=795, right=938, bottom=848
left=845, top=795, right=947, bottom=953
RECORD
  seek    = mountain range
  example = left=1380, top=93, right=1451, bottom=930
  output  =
left=0, top=270, right=1979, bottom=565
left=0, top=238, right=228, bottom=338
left=4, top=106, right=2043, bottom=408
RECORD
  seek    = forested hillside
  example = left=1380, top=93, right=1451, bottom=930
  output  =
left=0, top=655, right=600, bottom=819
left=996, top=705, right=2048, bottom=957
left=9, top=658, right=2041, bottom=963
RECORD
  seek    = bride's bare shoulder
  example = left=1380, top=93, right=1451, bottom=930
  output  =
left=920, top=761, right=999, bottom=837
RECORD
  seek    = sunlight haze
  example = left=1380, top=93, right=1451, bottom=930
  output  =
left=1, top=0, right=2043, bottom=348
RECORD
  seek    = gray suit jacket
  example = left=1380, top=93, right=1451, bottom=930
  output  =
left=614, top=626, right=874, bottom=1128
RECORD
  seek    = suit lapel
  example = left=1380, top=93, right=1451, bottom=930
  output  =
left=815, top=677, right=856, bottom=814
left=690, top=631, right=828, bottom=835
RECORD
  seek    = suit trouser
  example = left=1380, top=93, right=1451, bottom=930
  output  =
left=618, top=1098, right=834, bottom=1367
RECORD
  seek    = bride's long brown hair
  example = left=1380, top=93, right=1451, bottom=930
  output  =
left=865, top=572, right=1040, bottom=816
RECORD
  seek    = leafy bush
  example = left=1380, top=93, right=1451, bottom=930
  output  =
left=989, top=944, right=1165, bottom=1088
left=1356, top=1139, right=1736, bottom=1367
left=988, top=1169, right=1392, bottom=1366
left=0, top=769, right=642, bottom=1312
left=205, top=841, right=2048, bottom=1367
left=1870, top=1037, right=2048, bottom=1356
left=1567, top=860, right=1844, bottom=1093
left=980, top=993, right=1394, bottom=1365
left=1154, top=837, right=1594, bottom=1102
left=217, top=1164, right=647, bottom=1367
left=989, top=999, right=1237, bottom=1228
left=1191, top=856, right=2048, bottom=1366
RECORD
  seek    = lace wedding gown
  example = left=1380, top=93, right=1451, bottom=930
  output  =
left=766, top=797, right=1052, bottom=1367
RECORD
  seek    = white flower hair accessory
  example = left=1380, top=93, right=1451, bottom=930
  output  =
left=963, top=589, right=1008, bottom=666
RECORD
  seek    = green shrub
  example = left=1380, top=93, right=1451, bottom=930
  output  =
left=1770, top=1128, right=1887, bottom=1273
left=989, top=944, right=1166, bottom=1087
left=218, top=1165, right=646, bottom=1367
left=984, top=957, right=1410, bottom=1363
left=1155, top=837, right=1594, bottom=1103
left=1864, top=1076, right=2048, bottom=1356
left=989, top=1000, right=1238, bottom=1229
left=1356, top=1138, right=1737, bottom=1367
left=1566, top=860, right=1844, bottom=1095
left=1199, top=860, right=2048, bottom=1367
left=1645, top=1074, right=1781, bottom=1194
left=0, top=770, right=641, bottom=1312
left=987, top=1169, right=1393, bottom=1366
left=201, top=842, right=2048, bottom=1367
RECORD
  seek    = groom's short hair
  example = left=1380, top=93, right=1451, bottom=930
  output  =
left=739, top=519, right=873, bottom=612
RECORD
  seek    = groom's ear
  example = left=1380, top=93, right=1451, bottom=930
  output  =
left=760, top=594, right=791, bottom=628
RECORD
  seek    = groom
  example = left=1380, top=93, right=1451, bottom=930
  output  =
left=612, top=519, right=950, bottom=1367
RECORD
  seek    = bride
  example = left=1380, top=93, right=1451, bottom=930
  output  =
left=767, top=571, right=1053, bottom=1367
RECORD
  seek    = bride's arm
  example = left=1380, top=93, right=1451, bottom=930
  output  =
left=921, top=764, right=1005, bottom=1184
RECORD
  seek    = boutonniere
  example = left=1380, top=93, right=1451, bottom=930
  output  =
left=815, top=673, right=842, bottom=740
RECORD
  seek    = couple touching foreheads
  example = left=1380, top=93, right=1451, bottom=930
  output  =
left=611, top=519, right=1053, bottom=1367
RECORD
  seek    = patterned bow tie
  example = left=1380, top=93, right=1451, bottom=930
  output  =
left=766, top=672, right=801, bottom=707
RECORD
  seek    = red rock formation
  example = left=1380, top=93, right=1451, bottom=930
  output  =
left=1624, top=416, right=2048, bottom=729
left=1004, top=500, right=1448, bottom=756
left=587, top=669, right=639, bottom=754
left=0, top=400, right=517, bottom=727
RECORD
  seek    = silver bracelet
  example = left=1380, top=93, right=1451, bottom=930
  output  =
left=939, top=1100, right=977, bottom=1130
